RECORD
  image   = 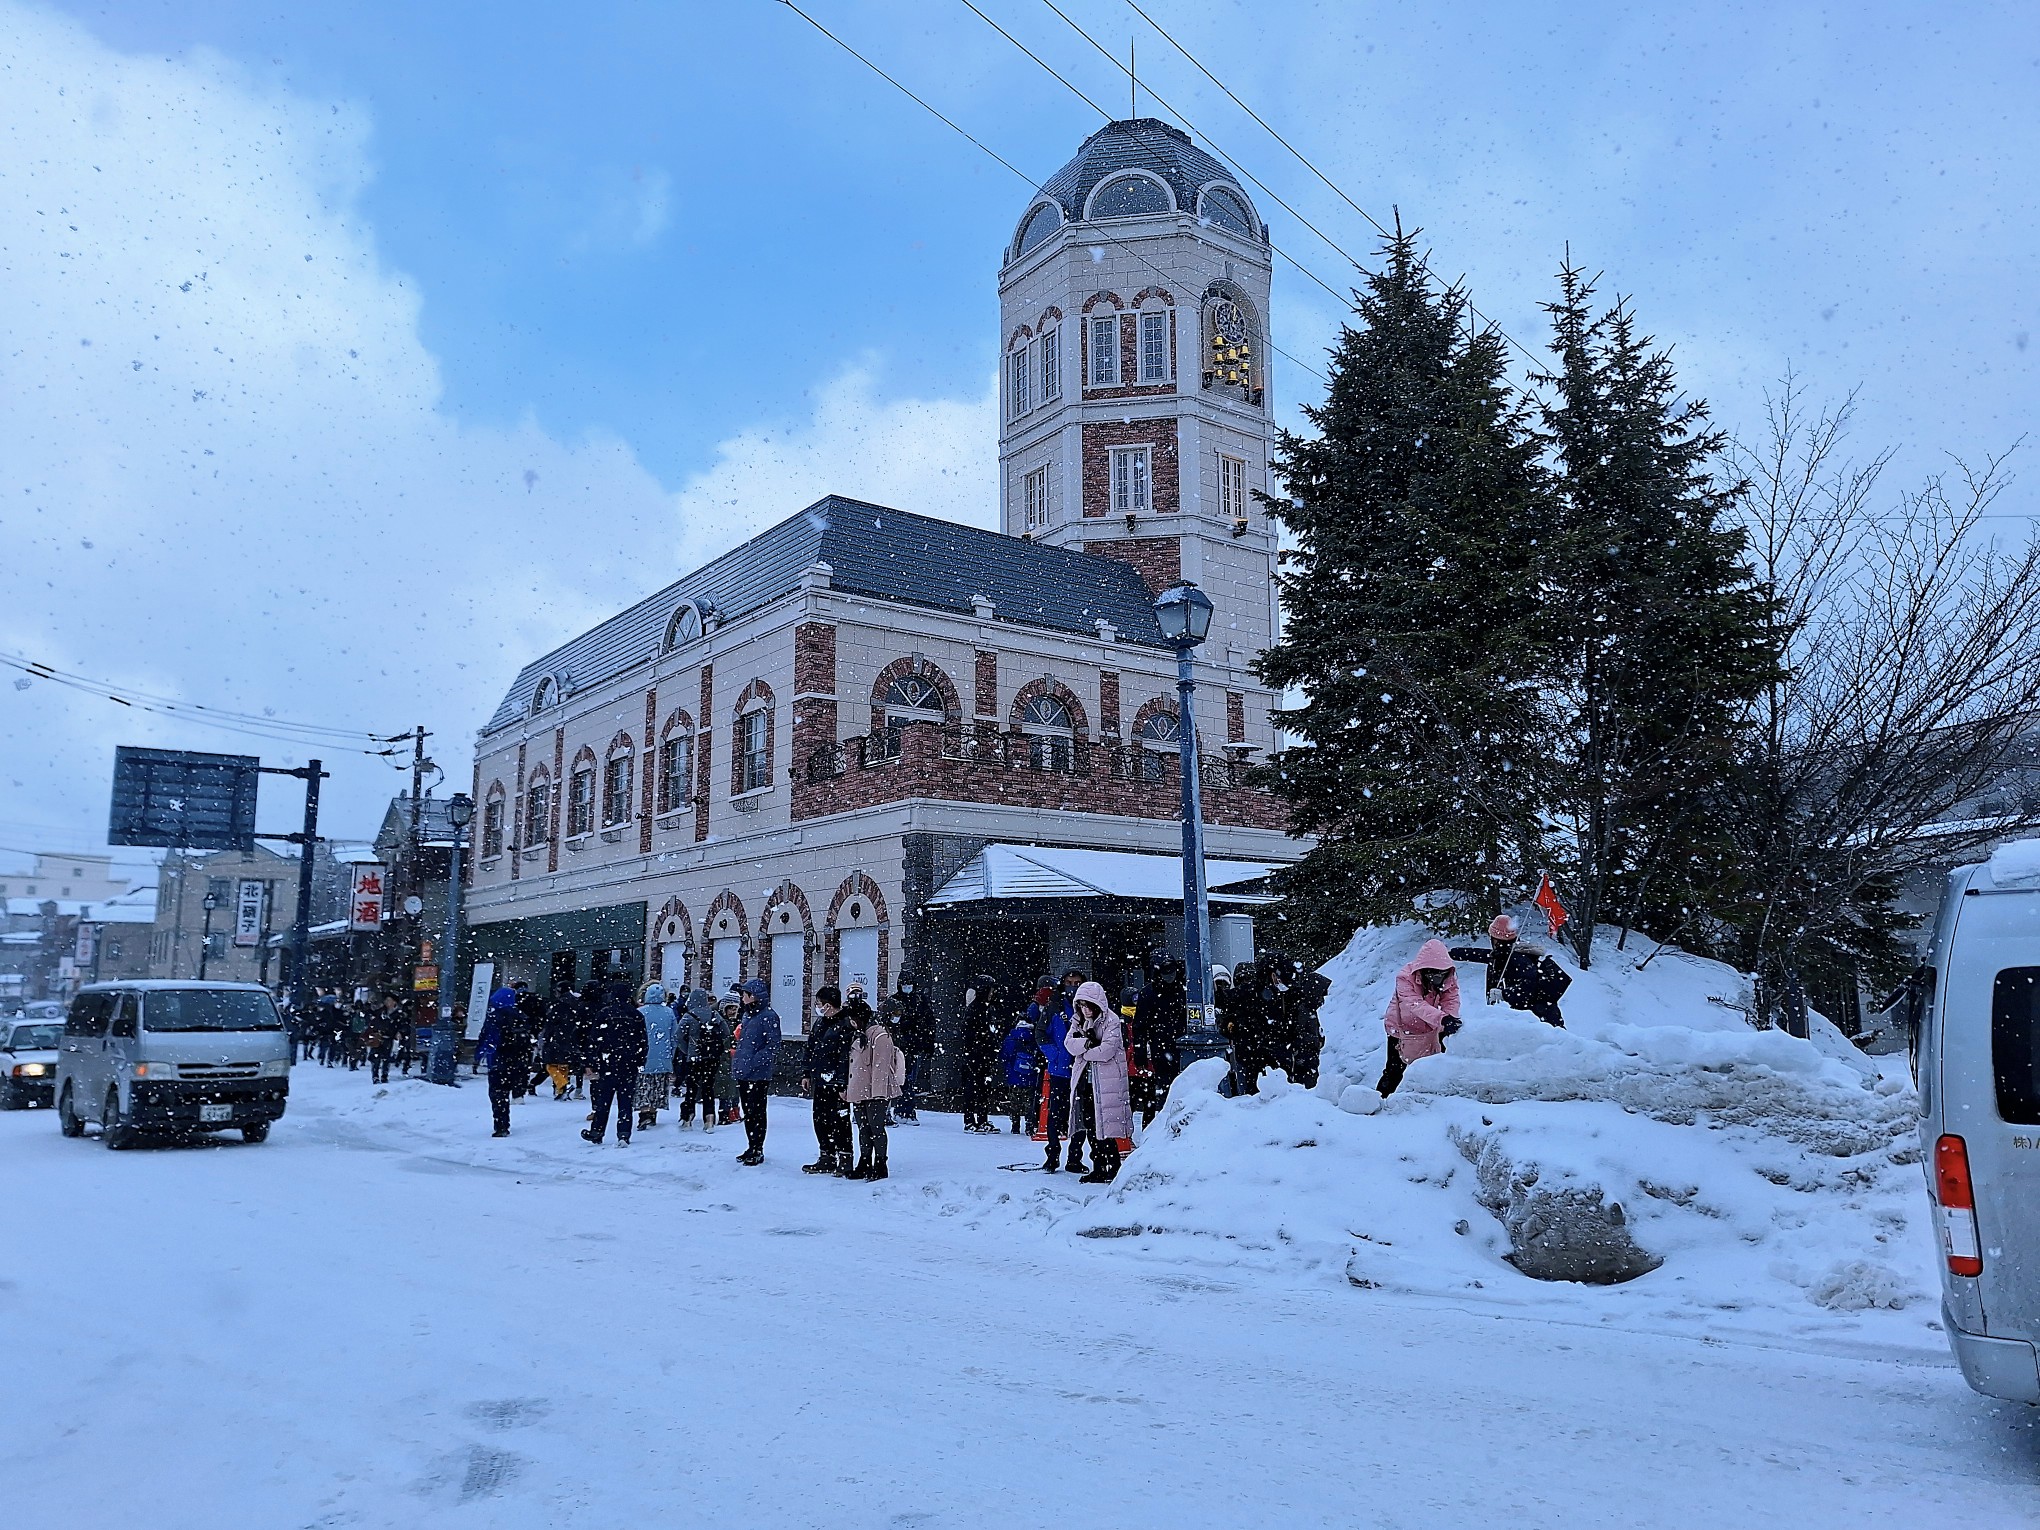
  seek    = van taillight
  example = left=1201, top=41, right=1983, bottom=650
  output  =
left=1934, top=1134, right=1984, bottom=1278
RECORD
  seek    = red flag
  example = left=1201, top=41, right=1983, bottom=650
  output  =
left=1534, top=874, right=1568, bottom=938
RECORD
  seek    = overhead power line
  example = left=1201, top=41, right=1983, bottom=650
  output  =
left=776, top=0, right=1330, bottom=384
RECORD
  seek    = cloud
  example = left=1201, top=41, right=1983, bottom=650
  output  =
left=0, top=3, right=991, bottom=847
left=566, top=163, right=674, bottom=253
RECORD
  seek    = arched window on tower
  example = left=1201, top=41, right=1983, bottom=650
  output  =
left=1203, top=289, right=1262, bottom=403
left=1089, top=174, right=1172, bottom=220
left=1198, top=185, right=1255, bottom=238
left=1021, top=693, right=1076, bottom=774
left=1013, top=201, right=1061, bottom=260
left=881, top=673, right=947, bottom=758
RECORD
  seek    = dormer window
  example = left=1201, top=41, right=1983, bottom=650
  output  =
left=1198, top=185, right=1254, bottom=238
left=1089, top=174, right=1171, bottom=219
left=1013, top=201, right=1061, bottom=260
left=531, top=676, right=559, bottom=716
left=664, top=604, right=703, bottom=652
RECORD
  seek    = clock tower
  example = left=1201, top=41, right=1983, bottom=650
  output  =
left=996, top=118, right=1278, bottom=666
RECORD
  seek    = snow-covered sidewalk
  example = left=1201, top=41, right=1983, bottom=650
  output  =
left=3, top=1063, right=2035, bottom=1528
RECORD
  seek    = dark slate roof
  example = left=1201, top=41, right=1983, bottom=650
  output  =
left=1035, top=119, right=1263, bottom=237
left=483, top=497, right=1169, bottom=735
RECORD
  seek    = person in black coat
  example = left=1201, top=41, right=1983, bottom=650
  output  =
left=1218, top=959, right=1271, bottom=1094
left=541, top=989, right=584, bottom=1099
left=960, top=975, right=1009, bottom=1134
left=1131, top=961, right=1186, bottom=1123
left=1450, top=916, right=1571, bottom=1026
left=802, top=985, right=857, bottom=1174
left=581, top=979, right=648, bottom=1145
left=1276, top=957, right=1330, bottom=1088
left=884, top=976, right=936, bottom=1124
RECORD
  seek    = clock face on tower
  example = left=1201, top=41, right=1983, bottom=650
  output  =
left=1212, top=300, right=1248, bottom=345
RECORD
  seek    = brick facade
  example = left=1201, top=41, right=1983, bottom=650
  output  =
left=1081, top=536, right=1181, bottom=594
left=1081, top=418, right=1180, bottom=519
left=695, top=665, right=713, bottom=842
left=1099, top=669, right=1121, bottom=738
left=974, top=649, right=998, bottom=719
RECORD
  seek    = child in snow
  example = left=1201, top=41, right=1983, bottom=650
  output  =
left=1000, top=1012, right=1046, bottom=1133
left=1378, top=939, right=1461, bottom=1096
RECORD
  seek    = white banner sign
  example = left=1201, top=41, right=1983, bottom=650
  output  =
left=234, top=879, right=267, bottom=947
left=74, top=923, right=96, bottom=964
left=466, top=962, right=495, bottom=1038
left=348, top=863, right=387, bottom=933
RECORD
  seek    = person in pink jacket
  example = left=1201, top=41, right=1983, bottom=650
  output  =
left=1377, top=938, right=1461, bottom=1096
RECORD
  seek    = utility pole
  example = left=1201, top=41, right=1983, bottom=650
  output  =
left=409, top=725, right=428, bottom=859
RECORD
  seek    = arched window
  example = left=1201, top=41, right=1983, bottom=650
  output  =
left=1198, top=185, right=1254, bottom=238
left=664, top=604, right=702, bottom=652
left=882, top=674, right=947, bottom=757
left=482, top=784, right=507, bottom=859
left=531, top=676, right=558, bottom=716
left=523, top=770, right=552, bottom=848
left=602, top=738, right=635, bottom=828
left=566, top=750, right=597, bottom=838
left=1013, top=201, right=1061, bottom=260
left=1137, top=709, right=1181, bottom=782
left=1021, top=693, right=1075, bottom=773
left=657, top=713, right=695, bottom=815
left=1204, top=289, right=1260, bottom=396
left=1090, top=173, right=1172, bottom=220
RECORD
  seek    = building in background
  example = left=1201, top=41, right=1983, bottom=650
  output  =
left=1, top=880, right=157, bottom=1005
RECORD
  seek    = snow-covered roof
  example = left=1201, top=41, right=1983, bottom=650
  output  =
left=925, top=844, right=1277, bottom=907
left=4, top=895, right=156, bottom=922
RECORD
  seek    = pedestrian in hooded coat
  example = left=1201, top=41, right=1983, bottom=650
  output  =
left=1130, top=963, right=1184, bottom=1124
left=635, top=982, right=678, bottom=1130
left=1378, top=939, right=1461, bottom=1096
left=365, top=995, right=402, bottom=1085
left=731, top=977, right=781, bottom=1164
left=1032, top=984, right=1082, bottom=1171
left=802, top=985, right=857, bottom=1175
left=842, top=994, right=904, bottom=1180
left=1000, top=1014, right=1046, bottom=1132
left=581, top=979, right=648, bottom=1145
left=475, top=997, right=534, bottom=1137
left=960, top=976, right=1008, bottom=1134
left=1280, top=959, right=1330, bottom=1088
left=884, top=975, right=935, bottom=1124
left=1219, top=959, right=1269, bottom=1094
left=541, top=990, right=582, bottom=1100
left=676, top=988, right=725, bottom=1131
left=1065, top=981, right=1130, bottom=1183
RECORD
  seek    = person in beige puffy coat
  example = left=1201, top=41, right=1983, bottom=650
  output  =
left=842, top=994, right=905, bottom=1181
left=1066, top=980, right=1130, bottom=1183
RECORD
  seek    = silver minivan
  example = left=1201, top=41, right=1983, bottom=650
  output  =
left=1917, top=847, right=2040, bottom=1404
left=56, top=981, right=291, bottom=1148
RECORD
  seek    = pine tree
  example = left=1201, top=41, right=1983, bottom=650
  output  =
left=1255, top=228, right=1550, bottom=962
left=1535, top=263, right=1779, bottom=965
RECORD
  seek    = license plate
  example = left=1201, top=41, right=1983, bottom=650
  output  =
left=200, top=1103, right=234, bottom=1123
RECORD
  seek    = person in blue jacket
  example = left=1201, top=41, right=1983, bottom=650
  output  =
left=1032, top=981, right=1082, bottom=1173
left=635, top=982, right=679, bottom=1132
left=731, top=977, right=781, bottom=1165
left=1000, top=1012, right=1046, bottom=1134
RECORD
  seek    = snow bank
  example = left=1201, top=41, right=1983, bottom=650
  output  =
left=1075, top=921, right=1942, bottom=1357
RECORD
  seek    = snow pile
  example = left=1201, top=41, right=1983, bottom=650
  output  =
left=1987, top=835, right=2040, bottom=889
left=1078, top=923, right=1942, bottom=1355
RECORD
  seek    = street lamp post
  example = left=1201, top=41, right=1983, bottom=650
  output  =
left=427, top=793, right=475, bottom=1087
left=1154, top=582, right=1231, bottom=1074
left=198, top=892, right=218, bottom=980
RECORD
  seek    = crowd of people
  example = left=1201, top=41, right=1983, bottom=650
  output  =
left=291, top=920, right=1564, bottom=1166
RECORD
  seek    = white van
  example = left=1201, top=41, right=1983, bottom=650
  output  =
left=1916, top=842, right=2040, bottom=1404
left=56, top=981, right=291, bottom=1148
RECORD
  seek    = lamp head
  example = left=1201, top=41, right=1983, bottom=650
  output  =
left=448, top=792, right=475, bottom=829
left=1154, top=581, right=1215, bottom=647
left=202, top=893, right=217, bottom=911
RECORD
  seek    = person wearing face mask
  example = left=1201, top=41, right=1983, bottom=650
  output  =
left=1064, top=981, right=1130, bottom=1183
left=959, top=975, right=1009, bottom=1134
left=842, top=987, right=903, bottom=1180
left=1378, top=939, right=1462, bottom=1097
left=883, top=972, right=935, bottom=1125
left=731, top=978, right=781, bottom=1165
left=802, top=985, right=857, bottom=1175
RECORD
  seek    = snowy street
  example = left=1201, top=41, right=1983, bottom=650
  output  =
left=5, top=1065, right=2035, bottom=1529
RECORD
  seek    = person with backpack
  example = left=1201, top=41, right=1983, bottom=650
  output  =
left=676, top=988, right=724, bottom=1132
left=802, top=985, right=857, bottom=1176
left=1064, top=981, right=1130, bottom=1184
left=1450, top=915, right=1572, bottom=1027
left=635, top=981, right=679, bottom=1131
left=1000, top=1010, right=1046, bottom=1133
left=580, top=978, right=648, bottom=1146
left=842, top=989, right=904, bottom=1180
left=731, top=978, right=781, bottom=1165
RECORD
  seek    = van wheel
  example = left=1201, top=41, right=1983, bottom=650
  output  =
left=102, top=1089, right=135, bottom=1150
left=58, top=1084, right=85, bottom=1137
left=241, top=1123, right=269, bottom=1144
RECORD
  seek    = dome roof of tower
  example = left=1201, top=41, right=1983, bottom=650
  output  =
left=1028, top=118, right=1263, bottom=240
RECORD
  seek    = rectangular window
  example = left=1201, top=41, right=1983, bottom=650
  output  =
left=1994, top=967, right=2040, bottom=1125
left=1007, top=348, right=1030, bottom=418
left=740, top=710, right=770, bottom=794
left=481, top=798, right=504, bottom=859
left=602, top=755, right=633, bottom=827
left=1219, top=453, right=1247, bottom=520
left=1111, top=446, right=1151, bottom=514
left=657, top=736, right=692, bottom=814
left=1140, top=310, right=1170, bottom=383
left=567, top=769, right=595, bottom=837
left=1039, top=326, right=1060, bottom=402
left=206, top=876, right=232, bottom=907
left=1024, top=466, right=1049, bottom=532
left=1089, top=315, right=1119, bottom=386
left=524, top=781, right=550, bottom=846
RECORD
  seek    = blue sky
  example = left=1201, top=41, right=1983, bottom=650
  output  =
left=2, top=0, right=2035, bottom=856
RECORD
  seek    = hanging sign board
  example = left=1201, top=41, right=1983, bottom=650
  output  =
left=234, top=879, right=267, bottom=947
left=466, top=963, right=496, bottom=1039
left=109, top=747, right=260, bottom=851
left=349, top=863, right=387, bottom=932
